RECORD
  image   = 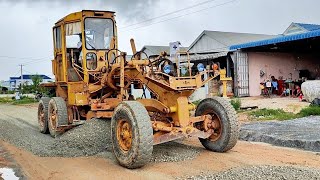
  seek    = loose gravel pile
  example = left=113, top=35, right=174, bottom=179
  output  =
left=179, top=165, right=320, bottom=180
left=152, top=142, right=202, bottom=163
left=49, top=119, right=111, bottom=157
left=0, top=116, right=201, bottom=162
left=240, top=116, right=320, bottom=152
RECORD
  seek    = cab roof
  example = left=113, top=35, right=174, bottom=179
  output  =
left=55, top=10, right=115, bottom=26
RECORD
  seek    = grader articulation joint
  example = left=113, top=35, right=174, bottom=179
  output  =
left=38, top=10, right=239, bottom=169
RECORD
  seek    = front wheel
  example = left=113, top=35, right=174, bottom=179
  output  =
left=111, top=101, right=153, bottom=169
left=195, top=97, right=239, bottom=152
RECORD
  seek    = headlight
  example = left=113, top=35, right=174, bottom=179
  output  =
left=197, top=63, right=205, bottom=72
left=163, top=64, right=171, bottom=74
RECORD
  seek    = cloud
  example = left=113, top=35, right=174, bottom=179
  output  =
left=0, top=0, right=159, bottom=22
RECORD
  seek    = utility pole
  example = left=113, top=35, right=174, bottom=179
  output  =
left=19, top=64, right=24, bottom=93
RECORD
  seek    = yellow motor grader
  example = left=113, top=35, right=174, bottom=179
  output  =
left=38, top=10, right=239, bottom=168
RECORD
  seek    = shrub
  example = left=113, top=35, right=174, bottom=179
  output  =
left=230, top=98, right=241, bottom=110
left=192, top=100, right=202, bottom=106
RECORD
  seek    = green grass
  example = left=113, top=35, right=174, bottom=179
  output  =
left=0, top=97, right=14, bottom=103
left=298, top=106, right=320, bottom=117
left=0, top=97, right=37, bottom=105
left=250, top=108, right=297, bottom=121
left=250, top=106, right=320, bottom=121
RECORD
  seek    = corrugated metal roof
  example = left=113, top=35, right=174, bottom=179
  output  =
left=296, top=23, right=320, bottom=31
left=188, top=30, right=275, bottom=53
left=141, top=45, right=188, bottom=56
left=230, top=29, right=320, bottom=50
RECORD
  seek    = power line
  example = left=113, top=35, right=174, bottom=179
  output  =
left=119, top=0, right=219, bottom=29
left=4, top=0, right=237, bottom=69
left=23, top=58, right=52, bottom=66
left=121, top=0, right=237, bottom=32
left=0, top=55, right=50, bottom=61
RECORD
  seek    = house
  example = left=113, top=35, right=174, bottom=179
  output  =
left=137, top=23, right=320, bottom=99
left=186, top=30, right=276, bottom=100
left=230, top=22, right=320, bottom=97
left=9, top=74, right=53, bottom=90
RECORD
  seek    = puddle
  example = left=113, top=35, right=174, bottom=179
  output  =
left=0, top=168, right=19, bottom=180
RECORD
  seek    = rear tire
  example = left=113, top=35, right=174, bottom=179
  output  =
left=48, top=97, right=68, bottom=138
left=195, top=97, right=239, bottom=152
left=38, top=97, right=50, bottom=134
left=111, top=101, right=153, bottom=169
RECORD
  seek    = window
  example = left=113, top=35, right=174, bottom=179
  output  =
left=84, top=18, right=114, bottom=50
left=53, top=26, right=62, bottom=49
left=65, top=22, right=82, bottom=48
left=86, top=53, right=97, bottom=70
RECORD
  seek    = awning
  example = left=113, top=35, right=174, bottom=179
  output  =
left=187, top=51, right=228, bottom=61
left=230, top=30, right=320, bottom=50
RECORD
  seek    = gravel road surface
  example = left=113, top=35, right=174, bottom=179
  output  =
left=240, top=116, right=320, bottom=152
left=0, top=104, right=202, bottom=162
left=1, top=104, right=320, bottom=179
left=181, top=165, right=320, bottom=180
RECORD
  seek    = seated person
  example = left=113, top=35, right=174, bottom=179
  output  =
left=292, top=85, right=302, bottom=97
left=280, top=85, right=290, bottom=97
left=265, top=80, right=272, bottom=95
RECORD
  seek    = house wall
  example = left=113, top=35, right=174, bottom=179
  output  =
left=248, top=52, right=319, bottom=96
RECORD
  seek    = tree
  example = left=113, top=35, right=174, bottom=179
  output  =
left=31, top=75, right=43, bottom=93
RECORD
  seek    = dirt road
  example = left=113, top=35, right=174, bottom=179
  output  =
left=0, top=104, right=320, bottom=179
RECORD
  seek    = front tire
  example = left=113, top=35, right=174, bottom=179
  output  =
left=111, top=101, right=153, bottom=169
left=195, top=97, right=239, bottom=152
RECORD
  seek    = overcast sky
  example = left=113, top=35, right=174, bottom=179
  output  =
left=0, top=0, right=319, bottom=80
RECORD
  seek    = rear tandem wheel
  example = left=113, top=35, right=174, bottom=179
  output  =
left=38, top=97, right=51, bottom=134
left=48, top=97, right=69, bottom=138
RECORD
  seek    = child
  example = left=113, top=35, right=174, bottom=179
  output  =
left=280, top=85, right=290, bottom=97
left=293, top=85, right=302, bottom=97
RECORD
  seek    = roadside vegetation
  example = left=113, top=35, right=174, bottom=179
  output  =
left=250, top=106, right=320, bottom=121
left=230, top=98, right=241, bottom=110
left=0, top=96, right=37, bottom=105
left=1, top=75, right=51, bottom=95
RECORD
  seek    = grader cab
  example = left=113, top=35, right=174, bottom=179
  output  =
left=38, top=10, right=239, bottom=168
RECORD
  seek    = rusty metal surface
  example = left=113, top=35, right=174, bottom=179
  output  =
left=46, top=10, right=227, bottom=147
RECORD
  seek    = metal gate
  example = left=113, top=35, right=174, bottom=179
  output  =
left=233, top=52, right=249, bottom=97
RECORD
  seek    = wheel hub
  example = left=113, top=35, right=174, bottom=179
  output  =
left=38, top=106, right=45, bottom=127
left=208, top=114, right=222, bottom=141
left=116, top=119, right=132, bottom=152
left=50, top=108, right=57, bottom=130
left=202, top=113, right=222, bottom=142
